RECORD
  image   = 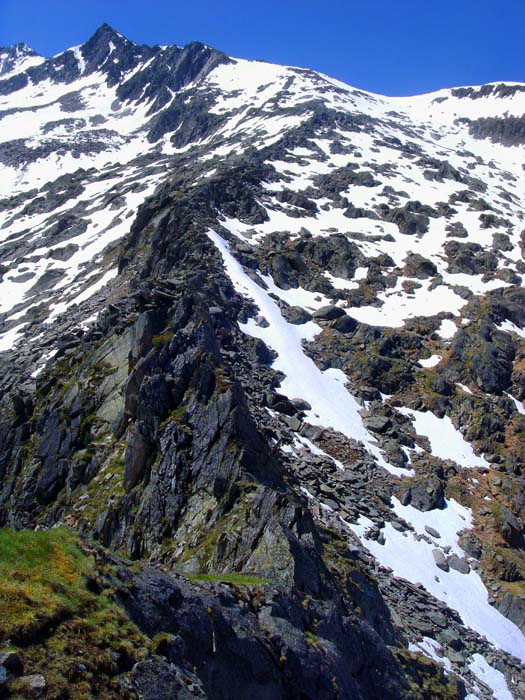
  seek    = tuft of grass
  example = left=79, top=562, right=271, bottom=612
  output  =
left=0, top=528, right=90, bottom=642
left=304, top=630, right=323, bottom=649
left=187, top=572, right=268, bottom=586
left=152, top=331, right=174, bottom=347
left=396, top=648, right=465, bottom=700
left=76, top=449, right=127, bottom=525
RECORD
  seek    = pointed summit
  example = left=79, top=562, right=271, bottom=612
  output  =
left=90, top=23, right=127, bottom=43
left=0, top=42, right=42, bottom=77
left=82, top=23, right=133, bottom=60
left=79, top=23, right=156, bottom=87
left=81, top=24, right=133, bottom=70
left=96, top=22, right=118, bottom=33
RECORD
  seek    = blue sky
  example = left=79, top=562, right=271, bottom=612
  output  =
left=0, top=0, right=523, bottom=95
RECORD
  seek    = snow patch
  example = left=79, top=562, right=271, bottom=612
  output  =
left=437, top=319, right=458, bottom=339
left=347, top=510, right=525, bottom=660
left=397, top=407, right=490, bottom=468
left=498, top=320, right=525, bottom=339
left=418, top=354, right=442, bottom=368
left=408, top=637, right=452, bottom=672
left=505, top=392, right=525, bottom=416
left=469, top=654, right=514, bottom=700
left=457, top=383, right=474, bottom=395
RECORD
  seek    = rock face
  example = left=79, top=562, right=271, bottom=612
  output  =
left=0, top=22, right=525, bottom=700
left=121, top=564, right=411, bottom=700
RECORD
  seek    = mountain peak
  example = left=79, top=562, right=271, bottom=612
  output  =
left=0, top=42, right=39, bottom=58
left=75, top=22, right=149, bottom=83
left=90, top=22, right=128, bottom=43
left=81, top=22, right=134, bottom=60
left=0, top=41, right=42, bottom=77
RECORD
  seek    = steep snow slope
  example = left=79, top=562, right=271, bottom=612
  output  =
left=1, top=24, right=525, bottom=700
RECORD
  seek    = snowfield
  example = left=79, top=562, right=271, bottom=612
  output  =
left=396, top=407, right=491, bottom=468
left=347, top=500, right=525, bottom=662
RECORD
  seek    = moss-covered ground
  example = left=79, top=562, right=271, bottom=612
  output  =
left=0, top=528, right=148, bottom=699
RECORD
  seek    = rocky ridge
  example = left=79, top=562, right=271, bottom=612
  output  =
left=0, top=23, right=524, bottom=700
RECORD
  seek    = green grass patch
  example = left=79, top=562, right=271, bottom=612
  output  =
left=0, top=528, right=91, bottom=642
left=187, top=572, right=268, bottom=586
left=152, top=331, right=174, bottom=347
left=76, top=448, right=127, bottom=525
left=304, top=630, right=323, bottom=649
left=0, top=528, right=149, bottom=699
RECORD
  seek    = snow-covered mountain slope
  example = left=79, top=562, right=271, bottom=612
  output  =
left=1, top=24, right=523, bottom=358
left=0, top=42, right=45, bottom=79
left=1, top=24, right=525, bottom=700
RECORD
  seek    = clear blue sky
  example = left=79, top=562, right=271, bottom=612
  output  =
left=0, top=0, right=523, bottom=96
